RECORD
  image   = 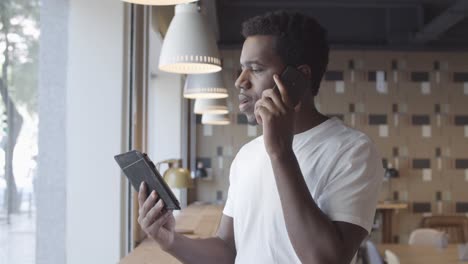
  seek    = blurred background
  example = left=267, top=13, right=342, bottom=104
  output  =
left=0, top=0, right=467, bottom=264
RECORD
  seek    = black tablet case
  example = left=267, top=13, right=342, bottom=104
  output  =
left=114, top=150, right=181, bottom=210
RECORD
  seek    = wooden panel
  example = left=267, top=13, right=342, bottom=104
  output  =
left=120, top=204, right=223, bottom=264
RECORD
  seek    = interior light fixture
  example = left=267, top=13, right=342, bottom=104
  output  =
left=159, top=3, right=221, bottom=74
left=121, top=0, right=198, bottom=5
left=194, top=98, right=229, bottom=115
left=201, top=114, right=230, bottom=125
left=184, top=71, right=228, bottom=99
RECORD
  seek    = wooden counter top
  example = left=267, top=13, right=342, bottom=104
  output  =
left=120, top=204, right=223, bottom=264
left=378, top=244, right=468, bottom=264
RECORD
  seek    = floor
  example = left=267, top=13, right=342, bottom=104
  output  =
left=0, top=211, right=36, bottom=264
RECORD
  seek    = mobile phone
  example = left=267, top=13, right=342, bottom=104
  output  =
left=272, top=66, right=309, bottom=107
left=114, top=150, right=181, bottom=210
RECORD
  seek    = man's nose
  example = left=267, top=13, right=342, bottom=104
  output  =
left=235, top=69, right=251, bottom=90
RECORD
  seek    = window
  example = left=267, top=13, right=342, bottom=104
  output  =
left=0, top=0, right=40, bottom=263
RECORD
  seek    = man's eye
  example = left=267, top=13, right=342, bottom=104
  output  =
left=252, top=69, right=263, bottom=73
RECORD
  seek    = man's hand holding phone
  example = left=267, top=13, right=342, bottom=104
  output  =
left=138, top=182, right=176, bottom=250
left=255, top=73, right=296, bottom=158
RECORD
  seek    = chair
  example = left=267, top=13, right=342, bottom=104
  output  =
left=420, top=215, right=468, bottom=244
left=408, top=228, right=448, bottom=248
left=364, top=240, right=384, bottom=264
left=459, top=244, right=468, bottom=261
left=384, top=249, right=400, bottom=264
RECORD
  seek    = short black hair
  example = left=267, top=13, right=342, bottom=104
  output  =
left=241, top=11, right=329, bottom=96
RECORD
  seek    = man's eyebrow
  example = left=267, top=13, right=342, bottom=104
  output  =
left=240, top=60, right=266, bottom=67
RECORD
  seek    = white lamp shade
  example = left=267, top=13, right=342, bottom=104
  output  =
left=194, top=98, right=229, bottom=115
left=202, top=114, right=230, bottom=125
left=121, top=0, right=197, bottom=6
left=159, top=3, right=221, bottom=74
left=184, top=72, right=228, bottom=99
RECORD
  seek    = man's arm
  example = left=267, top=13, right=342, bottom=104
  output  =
left=138, top=183, right=235, bottom=264
left=254, top=76, right=370, bottom=264
left=165, top=215, right=236, bottom=264
left=271, top=151, right=367, bottom=264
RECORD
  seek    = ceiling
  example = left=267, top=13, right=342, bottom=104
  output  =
left=208, top=0, right=468, bottom=50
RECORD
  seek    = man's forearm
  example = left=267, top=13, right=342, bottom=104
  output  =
left=165, top=233, right=236, bottom=264
left=270, top=150, right=344, bottom=263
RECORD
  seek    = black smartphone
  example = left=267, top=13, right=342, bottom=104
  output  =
left=272, top=66, right=309, bottom=107
left=114, top=150, right=181, bottom=210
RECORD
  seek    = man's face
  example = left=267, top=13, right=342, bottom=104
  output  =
left=235, top=35, right=285, bottom=125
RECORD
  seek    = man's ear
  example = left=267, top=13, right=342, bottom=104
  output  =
left=297, top=64, right=317, bottom=96
left=297, top=64, right=312, bottom=79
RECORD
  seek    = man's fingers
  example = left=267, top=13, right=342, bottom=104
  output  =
left=141, top=199, right=165, bottom=228
left=147, top=200, right=165, bottom=223
left=148, top=210, right=173, bottom=237
left=254, top=101, right=264, bottom=125
left=256, top=98, right=275, bottom=114
left=262, top=89, right=287, bottom=114
left=255, top=104, right=270, bottom=125
left=254, top=108, right=262, bottom=125
left=138, top=182, right=147, bottom=208
left=140, top=190, right=158, bottom=217
left=273, top=74, right=292, bottom=107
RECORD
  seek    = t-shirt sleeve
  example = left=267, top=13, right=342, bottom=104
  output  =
left=223, top=157, right=237, bottom=217
left=317, top=138, right=383, bottom=233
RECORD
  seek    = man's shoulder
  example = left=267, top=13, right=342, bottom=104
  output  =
left=328, top=123, right=381, bottom=168
left=321, top=119, right=374, bottom=150
left=237, top=134, right=264, bottom=154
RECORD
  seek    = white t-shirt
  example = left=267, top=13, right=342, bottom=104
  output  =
left=223, top=117, right=383, bottom=264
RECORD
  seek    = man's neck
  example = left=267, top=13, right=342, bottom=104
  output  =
left=293, top=103, right=329, bottom=135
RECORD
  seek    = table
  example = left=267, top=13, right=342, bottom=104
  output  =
left=377, top=202, right=408, bottom=243
left=377, top=244, right=468, bottom=264
left=119, top=203, right=223, bottom=264
left=120, top=202, right=413, bottom=263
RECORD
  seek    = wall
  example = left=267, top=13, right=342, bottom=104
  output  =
left=37, top=0, right=69, bottom=263
left=195, top=49, right=468, bottom=242
left=39, top=0, right=126, bottom=263
left=66, top=0, right=125, bottom=262
left=147, top=22, right=183, bottom=166
left=147, top=18, right=186, bottom=208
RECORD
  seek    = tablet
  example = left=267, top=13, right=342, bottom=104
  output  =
left=114, top=150, right=181, bottom=210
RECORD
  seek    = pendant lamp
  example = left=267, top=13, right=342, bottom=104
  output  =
left=122, top=0, right=197, bottom=5
left=159, top=3, right=221, bottom=74
left=194, top=98, right=229, bottom=115
left=184, top=71, right=228, bottom=99
left=201, top=114, right=230, bottom=125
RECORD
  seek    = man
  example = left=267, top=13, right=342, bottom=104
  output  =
left=138, top=11, right=383, bottom=264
